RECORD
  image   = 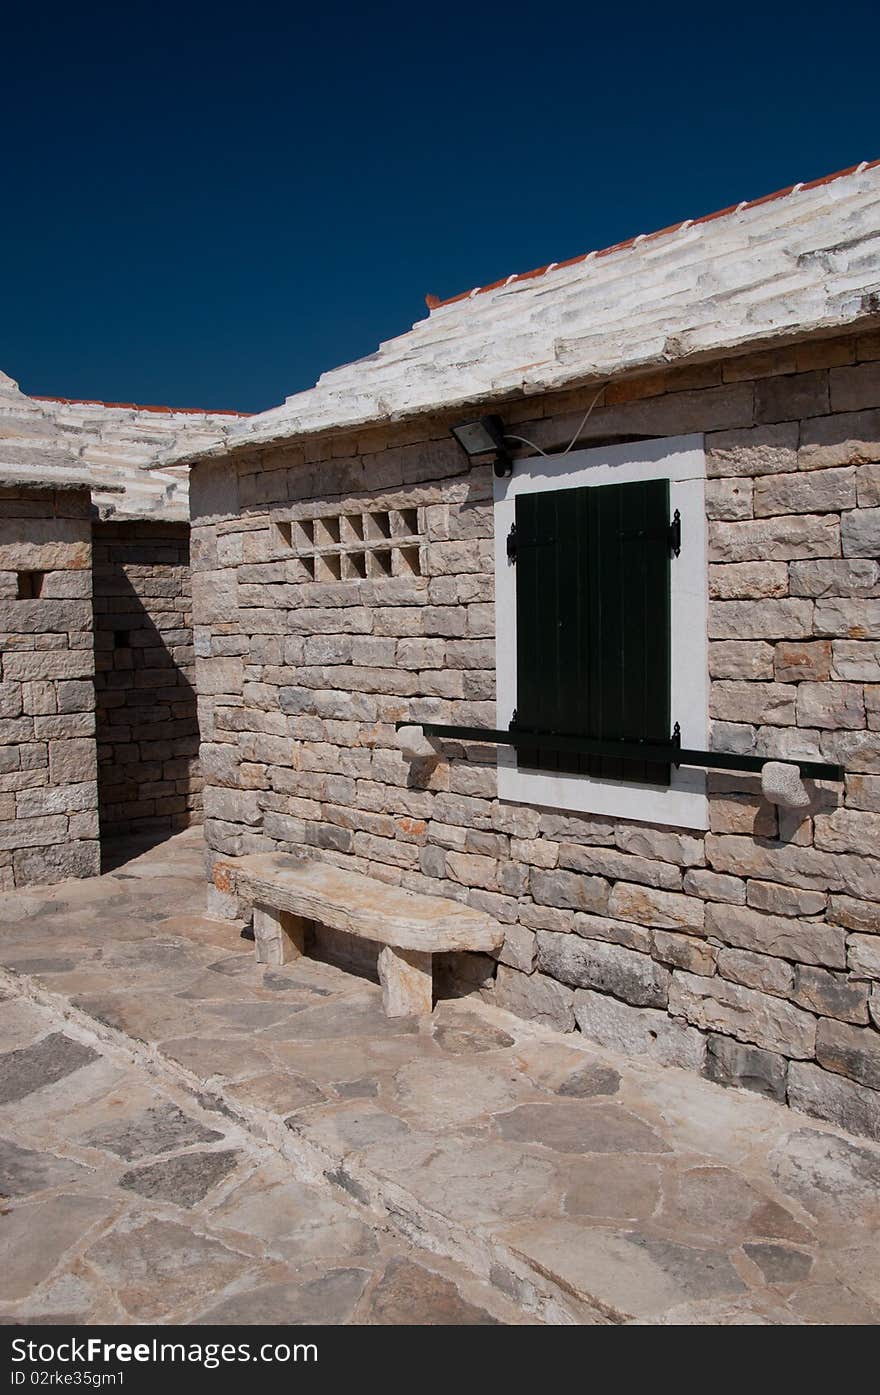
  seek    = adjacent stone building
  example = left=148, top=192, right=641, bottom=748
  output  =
left=0, top=370, right=246, bottom=884
left=159, top=160, right=880, bottom=1140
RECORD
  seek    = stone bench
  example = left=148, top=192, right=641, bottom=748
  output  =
left=213, top=852, right=504, bottom=1018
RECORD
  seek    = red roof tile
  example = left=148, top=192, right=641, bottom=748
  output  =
left=425, top=159, right=880, bottom=311
left=32, top=395, right=251, bottom=417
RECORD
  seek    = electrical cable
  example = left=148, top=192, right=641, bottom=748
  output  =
left=503, top=384, right=605, bottom=459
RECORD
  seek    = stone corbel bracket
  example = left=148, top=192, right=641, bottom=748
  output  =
left=760, top=760, right=811, bottom=809
left=396, top=724, right=442, bottom=760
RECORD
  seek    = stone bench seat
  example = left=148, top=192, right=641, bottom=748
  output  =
left=214, top=852, right=504, bottom=1018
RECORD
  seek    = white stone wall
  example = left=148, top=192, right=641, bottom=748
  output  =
left=190, top=330, right=880, bottom=1141
left=0, top=486, right=100, bottom=888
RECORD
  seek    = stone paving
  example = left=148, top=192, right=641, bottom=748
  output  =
left=1, top=829, right=880, bottom=1325
left=0, top=988, right=524, bottom=1324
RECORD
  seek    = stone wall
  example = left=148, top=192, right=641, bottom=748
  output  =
left=190, top=329, right=880, bottom=1141
left=93, top=521, right=201, bottom=838
left=0, top=486, right=100, bottom=888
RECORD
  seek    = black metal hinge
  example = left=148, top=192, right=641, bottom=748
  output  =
left=618, top=509, right=681, bottom=557
left=507, top=523, right=557, bottom=563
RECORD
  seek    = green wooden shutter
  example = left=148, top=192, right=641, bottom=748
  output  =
left=514, top=478, right=673, bottom=785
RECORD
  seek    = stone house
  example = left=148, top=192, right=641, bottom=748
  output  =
left=0, top=371, right=246, bottom=886
left=158, top=159, right=880, bottom=1141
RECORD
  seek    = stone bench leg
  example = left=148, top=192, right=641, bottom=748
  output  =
left=253, top=903, right=307, bottom=966
left=378, top=945, right=433, bottom=1018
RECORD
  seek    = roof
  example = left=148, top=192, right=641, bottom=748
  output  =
left=1, top=372, right=249, bottom=520
left=0, top=469, right=114, bottom=494
left=155, top=159, right=880, bottom=470
left=33, top=395, right=249, bottom=417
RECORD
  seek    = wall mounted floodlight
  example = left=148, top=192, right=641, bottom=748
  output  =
left=450, top=415, right=512, bottom=477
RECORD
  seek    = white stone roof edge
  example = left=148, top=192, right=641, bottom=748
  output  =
left=150, top=160, right=880, bottom=470
left=2, top=371, right=246, bottom=519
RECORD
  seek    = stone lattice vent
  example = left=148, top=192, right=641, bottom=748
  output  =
left=272, top=506, right=423, bottom=581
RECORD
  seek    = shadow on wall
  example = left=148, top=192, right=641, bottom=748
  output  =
left=91, top=521, right=201, bottom=859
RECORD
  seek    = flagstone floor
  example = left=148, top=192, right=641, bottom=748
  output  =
left=1, top=828, right=879, bottom=1325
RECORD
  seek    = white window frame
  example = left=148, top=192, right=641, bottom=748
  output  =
left=494, top=432, right=708, bottom=831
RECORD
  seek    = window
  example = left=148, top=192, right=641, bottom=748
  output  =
left=271, top=508, right=422, bottom=579
left=17, top=571, right=45, bottom=598
left=494, top=434, right=708, bottom=830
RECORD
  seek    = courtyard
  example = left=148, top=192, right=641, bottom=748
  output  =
left=1, top=829, right=878, bottom=1326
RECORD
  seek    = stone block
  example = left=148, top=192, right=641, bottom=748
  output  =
left=708, top=599, right=813, bottom=641
left=844, top=772, right=880, bottom=811
left=789, top=558, right=880, bottom=598
left=828, top=894, right=880, bottom=933
left=815, top=1018, right=880, bottom=1089
left=497, top=923, right=537, bottom=972
left=708, top=562, right=788, bottom=599
left=831, top=641, right=880, bottom=680
left=557, top=842, right=681, bottom=891
left=842, top=508, right=880, bottom=559
left=57, top=680, right=95, bottom=714
left=668, top=971, right=816, bottom=1057
left=48, top=738, right=96, bottom=786
left=529, top=867, right=609, bottom=914
left=755, top=467, right=856, bottom=517
left=814, top=597, right=880, bottom=639
left=796, top=682, right=865, bottom=730
left=2, top=651, right=94, bottom=682
left=704, top=1033, right=788, bottom=1102
left=819, top=728, right=880, bottom=773
left=705, top=477, right=753, bottom=520
left=857, top=462, right=880, bottom=508
left=0, top=518, right=90, bottom=571
left=573, top=988, right=706, bottom=1070
left=12, top=839, right=100, bottom=886
left=773, top=641, right=831, bottom=683
left=608, top=882, right=704, bottom=932
left=798, top=407, right=880, bottom=470
left=708, top=796, right=777, bottom=838
left=709, top=515, right=839, bottom=563
left=614, top=825, right=704, bottom=868
left=813, top=807, right=880, bottom=855
left=705, top=422, right=798, bottom=477
left=709, top=681, right=796, bottom=725
left=15, top=782, right=97, bottom=818
left=494, top=965, right=575, bottom=1033
left=0, top=600, right=92, bottom=635
left=652, top=929, right=717, bottom=976
left=745, top=879, right=826, bottom=916
left=571, top=912, right=652, bottom=952
left=196, top=657, right=244, bottom=695
left=754, top=369, right=829, bottom=424
left=716, top=946, right=794, bottom=997
left=536, top=930, right=670, bottom=1007
left=682, top=868, right=746, bottom=903
left=829, top=360, right=880, bottom=413
left=203, top=786, right=262, bottom=827
left=792, top=965, right=869, bottom=1024
left=708, top=642, right=774, bottom=680
left=705, top=900, right=845, bottom=969
left=847, top=933, right=880, bottom=978
left=787, top=1060, right=880, bottom=1142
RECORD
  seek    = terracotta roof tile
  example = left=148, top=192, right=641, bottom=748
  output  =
left=32, top=395, right=251, bottom=417
left=426, top=159, right=880, bottom=310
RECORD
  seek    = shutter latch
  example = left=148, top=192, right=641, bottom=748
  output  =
left=506, top=523, right=518, bottom=562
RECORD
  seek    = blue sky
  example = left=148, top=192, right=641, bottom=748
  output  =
left=2, top=1, right=877, bottom=413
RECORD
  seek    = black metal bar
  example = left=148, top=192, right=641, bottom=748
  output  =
left=395, top=721, right=844, bottom=782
